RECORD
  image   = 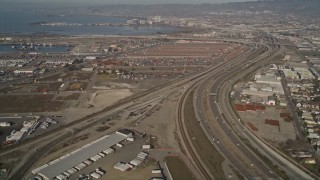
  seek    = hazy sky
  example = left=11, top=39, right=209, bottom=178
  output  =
left=2, top=0, right=255, bottom=5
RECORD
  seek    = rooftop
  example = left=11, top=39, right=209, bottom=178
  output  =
left=35, top=132, right=127, bottom=179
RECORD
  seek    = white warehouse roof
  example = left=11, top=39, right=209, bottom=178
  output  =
left=34, top=132, right=127, bottom=180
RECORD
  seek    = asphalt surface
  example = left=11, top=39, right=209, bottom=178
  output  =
left=194, top=44, right=277, bottom=179
left=176, top=42, right=265, bottom=179
left=218, top=42, right=314, bottom=179
left=191, top=36, right=314, bottom=179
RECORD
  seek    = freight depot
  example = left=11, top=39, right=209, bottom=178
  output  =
left=32, top=129, right=133, bottom=180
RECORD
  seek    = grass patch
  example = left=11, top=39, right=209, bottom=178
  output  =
left=66, top=82, right=88, bottom=91
left=165, top=156, right=196, bottom=180
left=184, top=90, right=226, bottom=179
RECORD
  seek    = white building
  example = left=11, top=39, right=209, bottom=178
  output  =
left=6, top=131, right=25, bottom=141
left=45, top=59, right=74, bottom=66
left=116, top=129, right=133, bottom=138
left=85, top=56, right=97, bottom=60
left=81, top=67, right=94, bottom=72
left=266, top=96, right=276, bottom=105
left=14, top=68, right=35, bottom=74
left=0, top=122, right=11, bottom=127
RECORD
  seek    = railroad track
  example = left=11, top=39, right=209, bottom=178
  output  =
left=177, top=84, right=212, bottom=180
left=177, top=44, right=262, bottom=179
left=175, top=44, right=260, bottom=180
left=9, top=132, right=72, bottom=180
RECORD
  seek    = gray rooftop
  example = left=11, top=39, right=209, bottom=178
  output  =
left=36, top=133, right=127, bottom=179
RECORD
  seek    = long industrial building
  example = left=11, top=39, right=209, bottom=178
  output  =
left=32, top=130, right=132, bottom=180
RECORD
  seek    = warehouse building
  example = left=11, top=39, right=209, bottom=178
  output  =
left=13, top=68, right=35, bottom=74
left=116, top=129, right=133, bottom=138
left=32, top=131, right=128, bottom=180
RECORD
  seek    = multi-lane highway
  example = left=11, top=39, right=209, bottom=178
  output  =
left=178, top=36, right=315, bottom=179
left=195, top=43, right=277, bottom=179
left=177, top=42, right=268, bottom=179
left=215, top=42, right=315, bottom=179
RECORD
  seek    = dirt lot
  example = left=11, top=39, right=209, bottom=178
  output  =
left=63, top=72, right=93, bottom=81
left=239, top=106, right=296, bottom=143
left=114, top=66, right=201, bottom=72
left=0, top=95, right=63, bottom=113
left=95, top=79, right=168, bottom=90
left=133, top=92, right=180, bottom=149
left=66, top=82, right=88, bottom=91
left=86, top=89, right=133, bottom=110
left=34, top=83, right=62, bottom=92
left=165, top=156, right=196, bottom=180
left=131, top=43, right=231, bottom=57
left=56, top=93, right=80, bottom=100
left=0, top=84, right=26, bottom=93
left=38, top=71, right=92, bottom=82
left=38, top=73, right=62, bottom=82
left=0, top=82, right=62, bottom=93
left=105, top=163, right=156, bottom=180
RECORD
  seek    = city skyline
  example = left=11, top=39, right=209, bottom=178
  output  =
left=1, top=0, right=257, bottom=6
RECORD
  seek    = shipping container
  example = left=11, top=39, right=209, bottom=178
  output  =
left=142, top=145, right=151, bottom=149
left=98, top=152, right=105, bottom=157
left=152, top=169, right=162, bottom=174
left=62, top=172, right=70, bottom=178
left=116, top=143, right=123, bottom=148
left=55, top=174, right=66, bottom=180
left=103, top=148, right=114, bottom=154
left=90, top=172, right=102, bottom=179
left=90, top=155, right=102, bottom=162
left=84, top=160, right=92, bottom=165
left=95, top=168, right=105, bottom=176
left=127, top=137, right=135, bottom=141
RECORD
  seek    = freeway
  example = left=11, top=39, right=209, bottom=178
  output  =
left=217, top=44, right=315, bottom=179
left=191, top=35, right=314, bottom=179
left=194, top=44, right=277, bottom=178
left=176, top=42, right=265, bottom=179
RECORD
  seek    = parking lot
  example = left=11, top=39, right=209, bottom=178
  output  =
left=68, top=135, right=156, bottom=180
left=30, top=129, right=162, bottom=180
